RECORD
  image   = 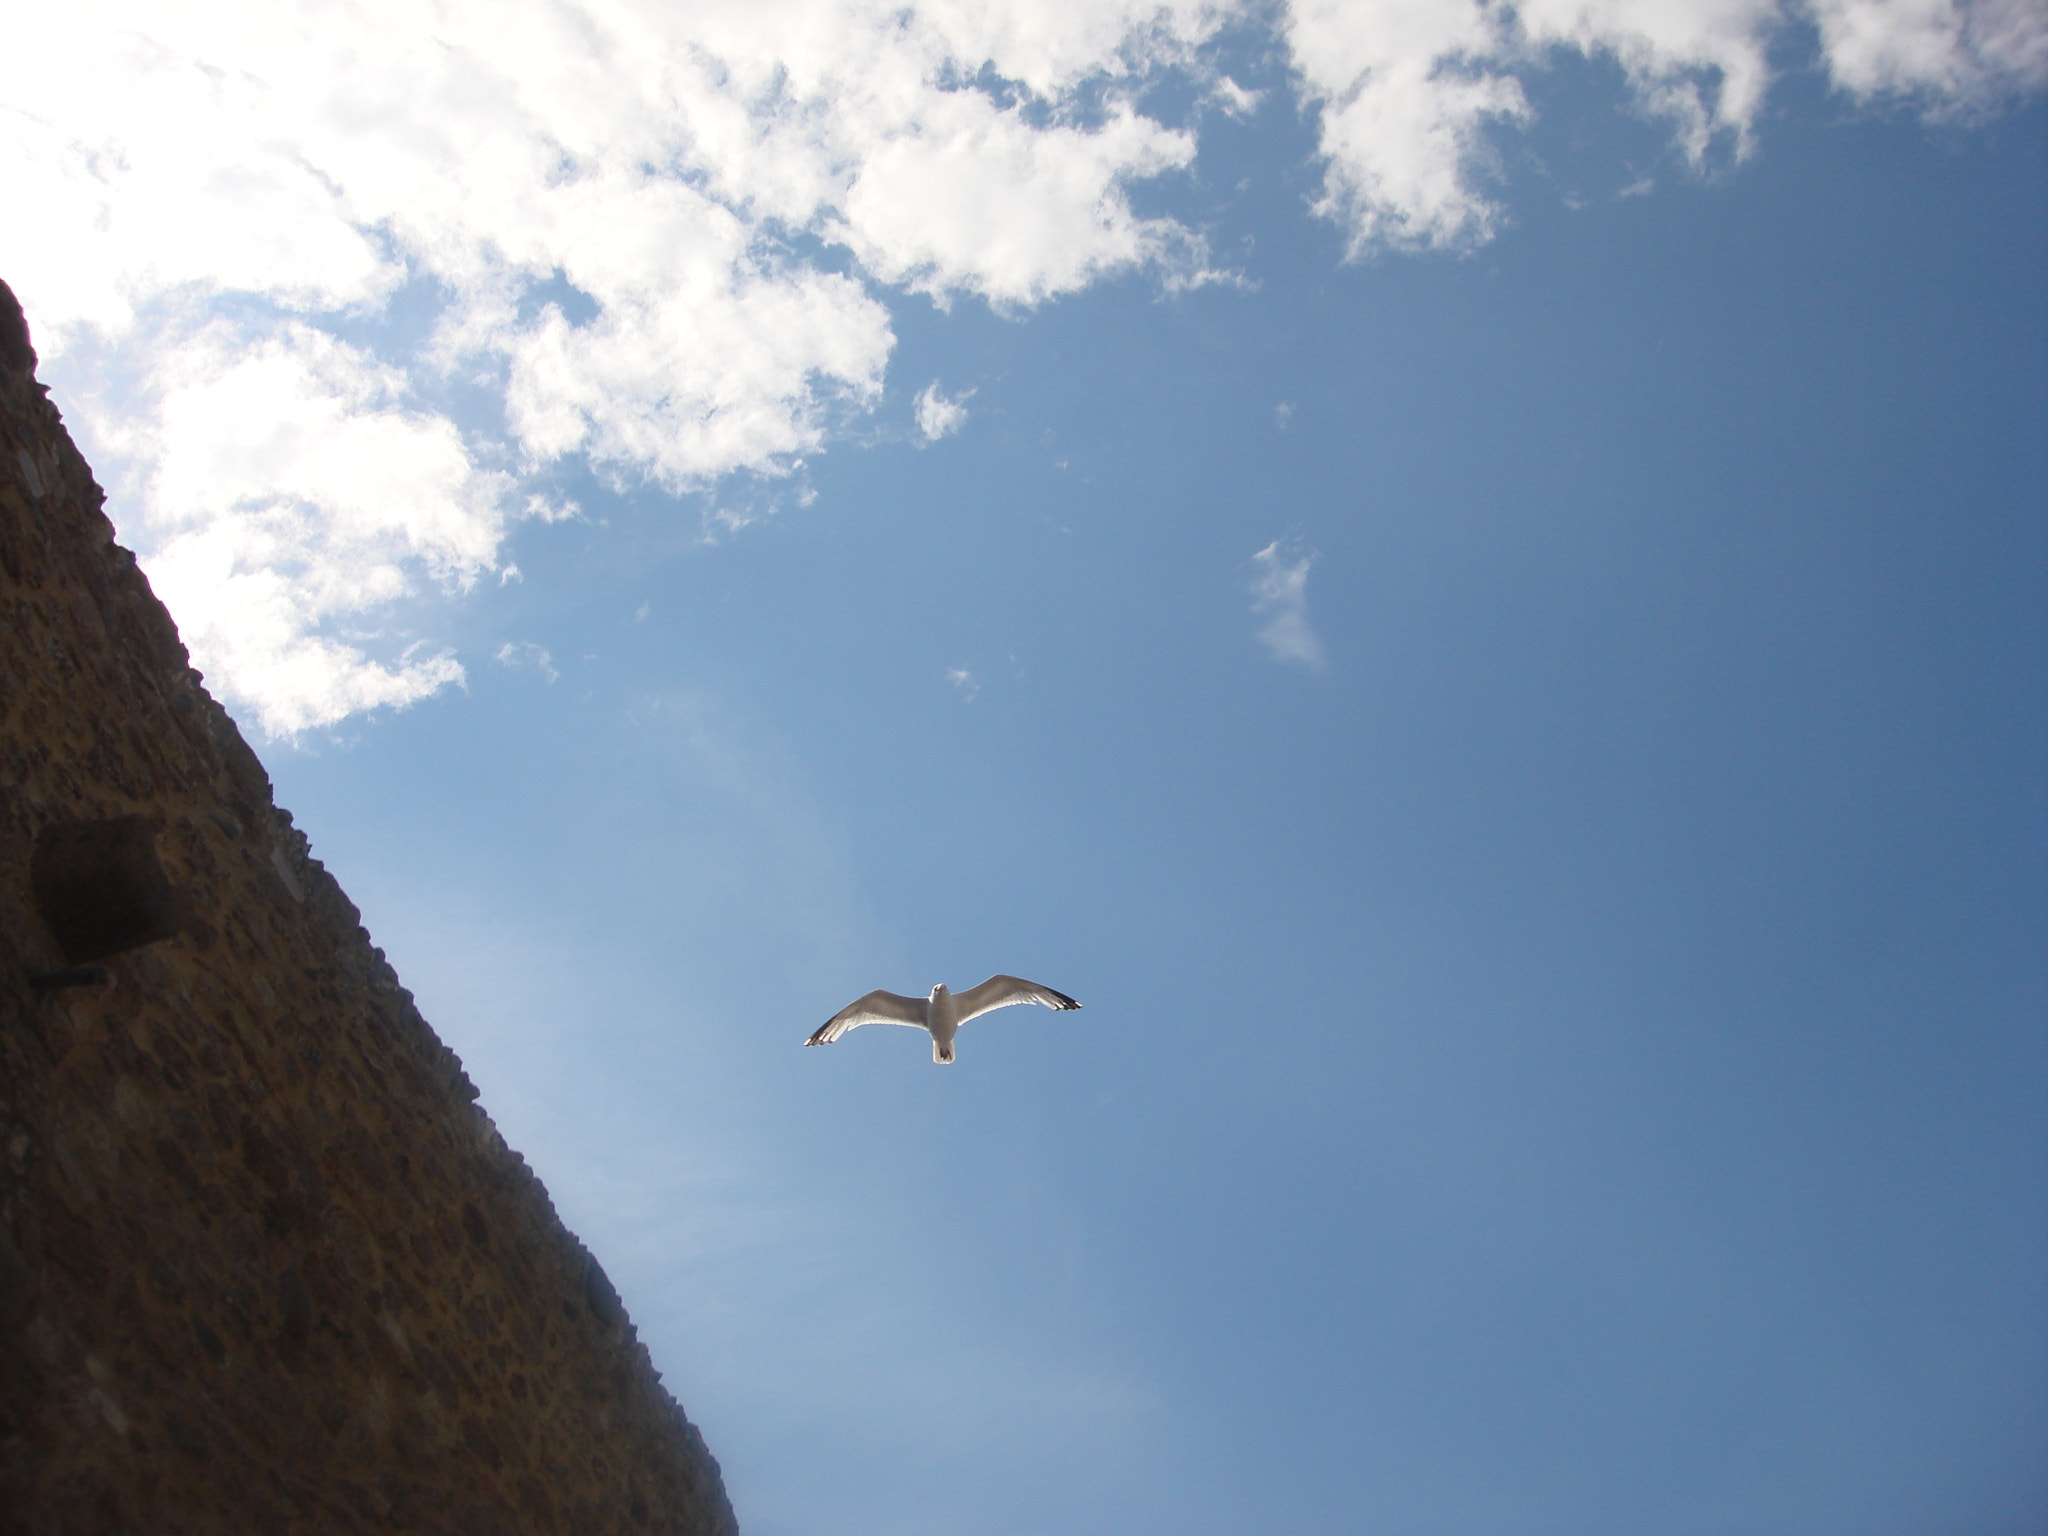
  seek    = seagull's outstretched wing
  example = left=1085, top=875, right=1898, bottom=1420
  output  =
left=806, top=990, right=926, bottom=1046
left=953, top=975, right=1082, bottom=1026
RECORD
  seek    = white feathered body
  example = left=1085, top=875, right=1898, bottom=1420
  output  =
left=926, top=983, right=962, bottom=1063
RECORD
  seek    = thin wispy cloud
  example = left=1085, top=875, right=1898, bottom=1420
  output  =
left=3, top=0, right=2037, bottom=731
left=1250, top=539, right=1325, bottom=670
left=493, top=642, right=560, bottom=683
left=945, top=666, right=981, bottom=701
left=914, top=381, right=975, bottom=444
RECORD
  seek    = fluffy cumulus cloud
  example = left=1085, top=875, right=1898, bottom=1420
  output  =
left=93, top=322, right=503, bottom=734
left=1810, top=0, right=2048, bottom=102
left=0, top=0, right=1228, bottom=731
left=1250, top=539, right=1325, bottom=669
left=1, top=0, right=2039, bottom=729
left=1285, top=0, right=2048, bottom=253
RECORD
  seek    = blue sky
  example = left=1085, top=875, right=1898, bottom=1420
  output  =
left=7, top=5, right=2046, bottom=1532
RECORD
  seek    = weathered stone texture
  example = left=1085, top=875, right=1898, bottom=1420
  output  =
left=0, top=284, right=737, bottom=1536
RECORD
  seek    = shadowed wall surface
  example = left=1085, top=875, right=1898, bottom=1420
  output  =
left=0, top=284, right=737, bottom=1536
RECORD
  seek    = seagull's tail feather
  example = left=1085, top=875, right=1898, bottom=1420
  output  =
left=933, top=1039, right=955, bottom=1064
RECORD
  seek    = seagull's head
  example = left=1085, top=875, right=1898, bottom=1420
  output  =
left=929, top=983, right=947, bottom=998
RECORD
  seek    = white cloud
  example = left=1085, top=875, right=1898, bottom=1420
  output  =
left=1213, top=75, right=1264, bottom=118
left=834, top=101, right=1204, bottom=307
left=1282, top=0, right=1786, bottom=253
left=1, top=0, right=2040, bottom=727
left=668, top=0, right=1228, bottom=307
left=3, top=0, right=1229, bottom=349
left=1250, top=539, right=1325, bottom=669
left=0, top=0, right=1229, bottom=729
left=1283, top=0, right=2046, bottom=255
left=1809, top=0, right=2048, bottom=104
left=87, top=321, right=503, bottom=734
left=945, top=666, right=981, bottom=701
left=1285, top=0, right=1535, bottom=252
left=914, top=381, right=975, bottom=443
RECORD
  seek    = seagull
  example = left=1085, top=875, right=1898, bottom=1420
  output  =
left=805, top=975, right=1081, bottom=1064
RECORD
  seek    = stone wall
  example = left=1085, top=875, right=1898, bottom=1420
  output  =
left=0, top=282, right=738, bottom=1536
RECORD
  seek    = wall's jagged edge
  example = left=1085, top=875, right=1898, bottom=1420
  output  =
left=0, top=285, right=738, bottom=1536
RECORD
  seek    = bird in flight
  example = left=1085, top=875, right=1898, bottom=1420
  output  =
left=806, top=975, right=1081, bottom=1064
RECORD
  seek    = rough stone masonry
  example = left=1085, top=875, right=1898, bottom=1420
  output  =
left=0, top=280, right=738, bottom=1536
